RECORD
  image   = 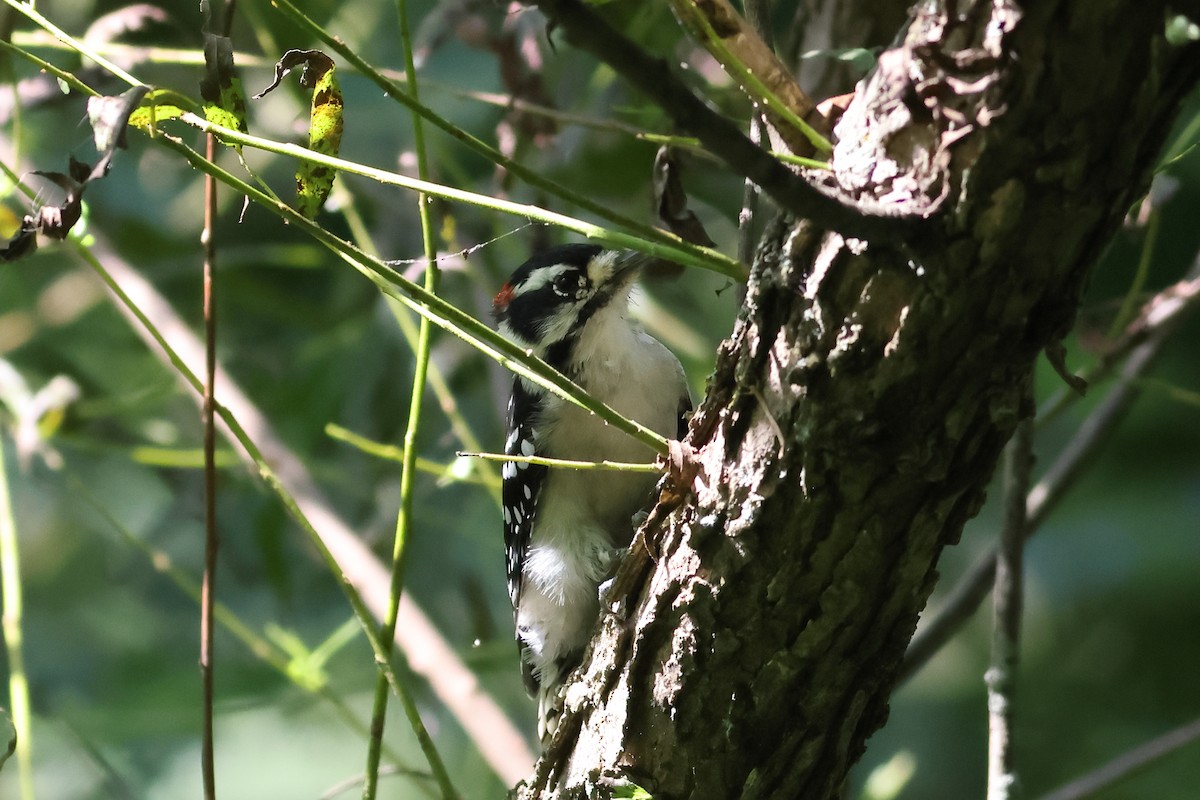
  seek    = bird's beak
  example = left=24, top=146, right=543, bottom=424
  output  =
left=610, top=250, right=652, bottom=281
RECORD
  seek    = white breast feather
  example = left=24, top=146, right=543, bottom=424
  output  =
left=519, top=292, right=687, bottom=671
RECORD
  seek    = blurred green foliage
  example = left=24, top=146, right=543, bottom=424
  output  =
left=0, top=1, right=1196, bottom=799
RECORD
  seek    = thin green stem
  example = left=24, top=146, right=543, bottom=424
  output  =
left=265, top=0, right=741, bottom=280
left=2, top=31, right=23, bottom=169
left=1158, top=108, right=1200, bottom=169
left=458, top=451, right=662, bottom=473
left=363, top=0, right=454, bottom=795
left=1, top=3, right=742, bottom=279
left=175, top=109, right=742, bottom=278
left=0, top=433, right=34, bottom=800
left=669, top=0, right=832, bottom=153
left=11, top=29, right=272, bottom=69
left=771, top=150, right=832, bottom=171
left=125, top=444, right=239, bottom=468
left=332, top=183, right=502, bottom=499
left=325, top=424, right=501, bottom=496
left=634, top=131, right=829, bottom=170
left=0, top=0, right=143, bottom=87
left=149, top=130, right=671, bottom=455
left=0, top=37, right=99, bottom=96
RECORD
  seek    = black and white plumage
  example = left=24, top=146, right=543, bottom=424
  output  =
left=492, top=244, right=691, bottom=739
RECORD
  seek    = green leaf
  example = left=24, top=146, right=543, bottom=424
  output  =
left=202, top=79, right=248, bottom=137
left=254, top=49, right=344, bottom=218
left=127, top=89, right=198, bottom=132
left=297, top=60, right=343, bottom=218
left=200, top=28, right=248, bottom=141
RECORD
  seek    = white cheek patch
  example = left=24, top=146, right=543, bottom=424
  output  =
left=537, top=307, right=584, bottom=346
left=586, top=250, right=619, bottom=286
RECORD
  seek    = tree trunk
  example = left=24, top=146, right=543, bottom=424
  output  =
left=519, top=2, right=1200, bottom=798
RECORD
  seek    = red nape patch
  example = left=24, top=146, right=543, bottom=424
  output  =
left=493, top=282, right=515, bottom=313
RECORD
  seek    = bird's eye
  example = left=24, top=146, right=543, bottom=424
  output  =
left=552, top=271, right=586, bottom=298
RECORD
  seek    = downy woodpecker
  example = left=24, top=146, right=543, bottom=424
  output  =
left=493, top=244, right=691, bottom=739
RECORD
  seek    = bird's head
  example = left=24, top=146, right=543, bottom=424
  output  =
left=493, top=244, right=644, bottom=361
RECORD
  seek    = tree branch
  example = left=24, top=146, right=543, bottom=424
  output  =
left=986, top=414, right=1033, bottom=800
left=517, top=2, right=1200, bottom=798
left=1035, top=717, right=1200, bottom=800
left=532, top=0, right=929, bottom=242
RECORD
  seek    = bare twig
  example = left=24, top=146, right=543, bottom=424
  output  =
left=901, top=253, right=1200, bottom=682
left=1034, top=717, right=1200, bottom=800
left=199, top=1, right=236, bottom=794
left=986, top=412, right=1033, bottom=800
left=1041, top=270, right=1200, bottom=425
left=199, top=124, right=219, bottom=800
left=531, top=0, right=924, bottom=241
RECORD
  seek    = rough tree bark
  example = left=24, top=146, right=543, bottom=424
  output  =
left=519, top=1, right=1200, bottom=798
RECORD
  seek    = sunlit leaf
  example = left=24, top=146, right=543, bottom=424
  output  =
left=127, top=89, right=198, bottom=133
left=255, top=49, right=344, bottom=218
left=200, top=24, right=248, bottom=141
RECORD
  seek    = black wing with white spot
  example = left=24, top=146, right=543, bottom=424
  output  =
left=502, top=379, right=548, bottom=610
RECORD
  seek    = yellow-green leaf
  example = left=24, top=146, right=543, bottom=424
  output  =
left=201, top=30, right=248, bottom=144
left=203, top=76, right=248, bottom=137
left=297, top=61, right=343, bottom=218
left=128, top=89, right=195, bottom=133
left=255, top=49, right=344, bottom=219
